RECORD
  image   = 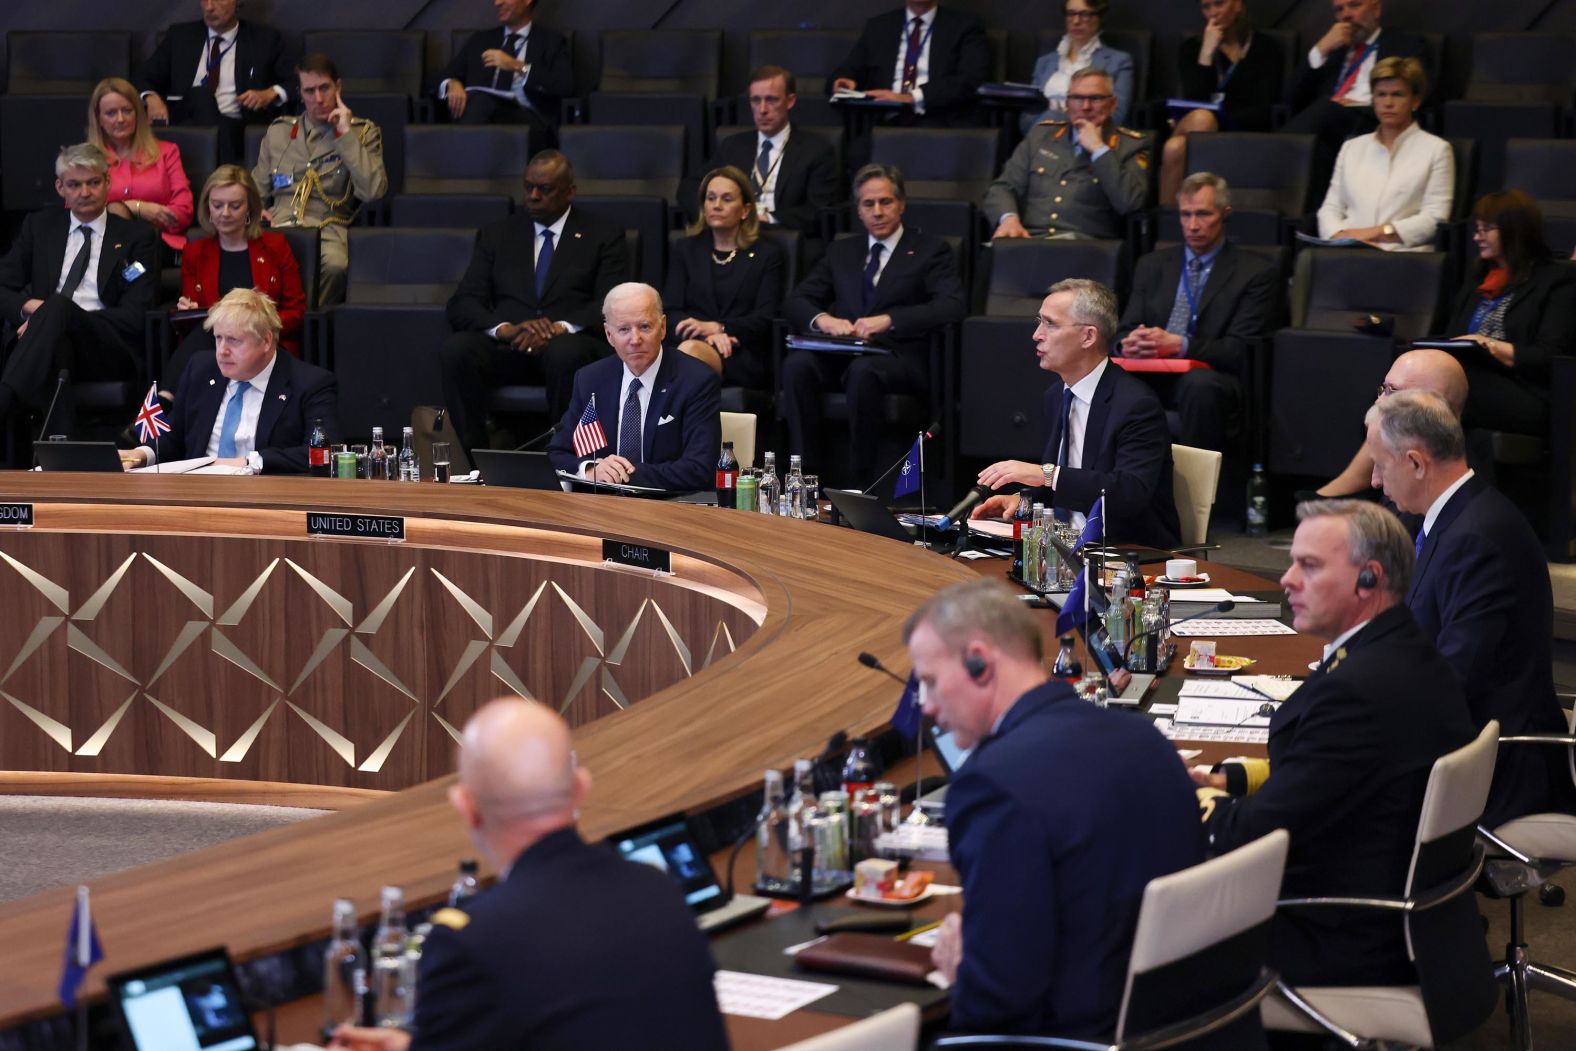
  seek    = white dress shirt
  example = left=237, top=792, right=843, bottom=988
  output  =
left=488, top=207, right=579, bottom=338
left=1316, top=121, right=1454, bottom=250
left=578, top=349, right=662, bottom=476
left=1053, top=355, right=1109, bottom=533
left=186, top=24, right=286, bottom=117
left=1321, top=616, right=1373, bottom=665
left=811, top=226, right=904, bottom=331
left=206, top=354, right=277, bottom=471
left=890, top=7, right=936, bottom=114
left=1040, top=33, right=1108, bottom=113
left=1422, top=468, right=1474, bottom=539
left=755, top=125, right=791, bottom=219
left=1305, top=28, right=1382, bottom=106
left=57, top=211, right=108, bottom=312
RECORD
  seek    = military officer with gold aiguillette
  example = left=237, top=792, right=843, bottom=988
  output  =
left=253, top=53, right=387, bottom=307
left=983, top=66, right=1151, bottom=240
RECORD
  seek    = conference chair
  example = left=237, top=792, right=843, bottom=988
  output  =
left=403, top=126, right=533, bottom=198
left=1171, top=444, right=1222, bottom=551
left=1441, top=33, right=1575, bottom=191
left=1479, top=706, right=1576, bottom=1050
left=1503, top=139, right=1576, bottom=217
left=336, top=92, right=410, bottom=203
left=721, top=412, right=757, bottom=473
left=781, top=1003, right=920, bottom=1051
left=957, top=315, right=1042, bottom=462
left=302, top=30, right=426, bottom=100
left=703, top=124, right=846, bottom=228
left=871, top=127, right=1002, bottom=206
left=585, top=92, right=709, bottom=175
left=5, top=31, right=130, bottom=94
left=157, top=124, right=221, bottom=217
left=1262, top=722, right=1500, bottom=1048
left=1183, top=133, right=1317, bottom=245
left=0, top=94, right=90, bottom=211
left=936, top=828, right=1288, bottom=1050
left=385, top=193, right=513, bottom=229
left=598, top=29, right=721, bottom=98
left=976, top=238, right=1126, bottom=317
left=1034, top=28, right=1155, bottom=121
left=584, top=195, right=670, bottom=285
left=558, top=125, right=685, bottom=202
left=745, top=29, right=859, bottom=128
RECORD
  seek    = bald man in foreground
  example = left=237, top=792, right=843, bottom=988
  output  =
left=332, top=699, right=728, bottom=1051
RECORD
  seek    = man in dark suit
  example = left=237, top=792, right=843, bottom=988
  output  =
left=547, top=283, right=720, bottom=491
left=973, top=279, right=1180, bottom=550
left=137, top=0, right=295, bottom=162
left=1115, top=172, right=1282, bottom=452
left=437, top=0, right=574, bottom=145
left=701, top=65, right=840, bottom=234
left=0, top=144, right=158, bottom=440
left=122, top=288, right=339, bottom=474
left=1198, top=500, right=1478, bottom=986
left=440, top=150, right=628, bottom=452
left=781, top=163, right=965, bottom=480
left=831, top=0, right=990, bottom=128
left=1366, top=392, right=1573, bottom=827
left=328, top=698, right=729, bottom=1051
left=905, top=579, right=1202, bottom=1036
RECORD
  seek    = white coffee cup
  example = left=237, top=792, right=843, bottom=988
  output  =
left=1166, top=558, right=1197, bottom=579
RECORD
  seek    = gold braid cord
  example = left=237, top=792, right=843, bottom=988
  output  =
left=288, top=164, right=356, bottom=227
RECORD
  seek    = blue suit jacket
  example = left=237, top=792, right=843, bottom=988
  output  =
left=546, top=350, right=721, bottom=491
left=1040, top=361, right=1180, bottom=549
left=946, top=681, right=1203, bottom=1037
left=1409, top=475, right=1572, bottom=827
left=158, top=350, right=340, bottom=474
left=1024, top=41, right=1134, bottom=132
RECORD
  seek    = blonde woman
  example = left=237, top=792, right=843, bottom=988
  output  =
left=87, top=77, right=193, bottom=251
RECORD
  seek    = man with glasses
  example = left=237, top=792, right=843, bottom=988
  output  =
left=985, top=67, right=1150, bottom=240
left=972, top=279, right=1179, bottom=548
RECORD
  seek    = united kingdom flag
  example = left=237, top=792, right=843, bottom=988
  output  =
left=571, top=394, right=608, bottom=458
left=131, top=383, right=171, bottom=445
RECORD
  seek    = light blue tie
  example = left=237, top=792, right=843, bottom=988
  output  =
left=1414, top=528, right=1425, bottom=559
left=217, top=382, right=248, bottom=458
left=618, top=378, right=643, bottom=462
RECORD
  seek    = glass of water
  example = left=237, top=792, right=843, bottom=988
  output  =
left=431, top=442, right=451, bottom=484
left=800, top=474, right=820, bottom=520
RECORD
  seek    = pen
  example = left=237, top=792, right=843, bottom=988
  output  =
left=896, top=920, right=941, bottom=942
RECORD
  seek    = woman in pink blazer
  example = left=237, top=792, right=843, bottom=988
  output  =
left=87, top=77, right=194, bottom=252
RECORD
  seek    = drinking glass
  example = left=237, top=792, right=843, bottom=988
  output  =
left=432, top=442, right=452, bottom=484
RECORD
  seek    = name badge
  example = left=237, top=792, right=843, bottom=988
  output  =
left=602, top=539, right=671, bottom=573
left=122, top=261, right=146, bottom=283
left=271, top=172, right=294, bottom=190
left=0, top=503, right=34, bottom=528
left=306, top=512, right=406, bottom=542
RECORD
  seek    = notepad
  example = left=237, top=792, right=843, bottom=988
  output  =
left=714, top=970, right=838, bottom=1020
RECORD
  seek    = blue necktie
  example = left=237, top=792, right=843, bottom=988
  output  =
left=1414, top=529, right=1425, bottom=559
left=618, top=378, right=643, bottom=462
left=535, top=229, right=554, bottom=300
left=217, top=382, right=248, bottom=458
left=1053, top=387, right=1074, bottom=522
left=861, top=243, right=883, bottom=314
left=494, top=31, right=522, bottom=91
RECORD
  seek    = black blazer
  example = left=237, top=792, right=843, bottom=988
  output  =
left=1446, top=259, right=1576, bottom=385
left=1039, top=362, right=1180, bottom=549
left=782, top=228, right=965, bottom=357
left=446, top=208, right=628, bottom=335
left=1204, top=605, right=1478, bottom=986
left=439, top=23, right=575, bottom=129
left=830, top=7, right=991, bottom=124
left=707, top=126, right=841, bottom=233
left=413, top=828, right=729, bottom=1050
left=137, top=19, right=295, bottom=119
left=1409, top=476, right=1574, bottom=826
left=157, top=350, right=340, bottom=474
left=1115, top=242, right=1283, bottom=376
left=0, top=208, right=159, bottom=344
left=1288, top=28, right=1429, bottom=113
left=663, top=233, right=784, bottom=387
left=1176, top=30, right=1287, bottom=131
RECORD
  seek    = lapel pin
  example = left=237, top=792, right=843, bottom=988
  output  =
left=278, top=394, right=287, bottom=401
left=573, top=232, right=582, bottom=239
left=208, top=378, right=216, bottom=386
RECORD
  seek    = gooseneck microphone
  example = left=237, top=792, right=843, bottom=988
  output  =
left=935, top=484, right=994, bottom=531
left=857, top=651, right=908, bottom=686
left=512, top=423, right=557, bottom=451
left=862, top=420, right=940, bottom=494
left=35, top=368, right=70, bottom=444
left=1121, top=599, right=1236, bottom=664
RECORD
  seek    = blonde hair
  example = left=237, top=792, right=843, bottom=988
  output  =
left=1370, top=56, right=1428, bottom=98
left=86, top=78, right=160, bottom=169
left=684, top=166, right=760, bottom=248
left=204, top=288, right=282, bottom=345
left=197, top=165, right=264, bottom=240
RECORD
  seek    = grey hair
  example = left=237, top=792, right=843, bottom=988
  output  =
left=1295, top=499, right=1413, bottom=600
left=602, top=281, right=662, bottom=320
left=55, top=142, right=108, bottom=179
left=1046, top=278, right=1118, bottom=345
left=852, top=162, right=906, bottom=201
left=1365, top=389, right=1466, bottom=464
left=1178, top=171, right=1232, bottom=210
left=902, top=579, right=1044, bottom=662
left=1068, top=66, right=1115, bottom=94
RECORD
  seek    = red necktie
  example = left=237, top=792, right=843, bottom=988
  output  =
left=901, top=18, right=924, bottom=92
left=204, top=35, right=222, bottom=95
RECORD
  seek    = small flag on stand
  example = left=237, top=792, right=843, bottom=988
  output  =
left=131, top=384, right=170, bottom=445
left=1054, top=497, right=1105, bottom=636
left=893, top=436, right=922, bottom=498
left=891, top=672, right=923, bottom=739
left=58, top=885, right=103, bottom=1009
left=571, top=394, right=608, bottom=458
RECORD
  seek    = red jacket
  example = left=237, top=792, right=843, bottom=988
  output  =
left=180, top=232, right=306, bottom=355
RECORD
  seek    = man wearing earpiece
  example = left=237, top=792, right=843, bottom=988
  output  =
left=904, top=579, right=1202, bottom=1038
left=1194, top=500, right=1476, bottom=988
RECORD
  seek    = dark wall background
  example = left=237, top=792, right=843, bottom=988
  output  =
left=2, top=0, right=1572, bottom=102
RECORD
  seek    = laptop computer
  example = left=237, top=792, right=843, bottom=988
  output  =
left=825, top=488, right=921, bottom=543
left=609, top=813, right=771, bottom=933
left=106, top=946, right=261, bottom=1051
left=470, top=448, right=564, bottom=491
left=33, top=440, right=124, bottom=472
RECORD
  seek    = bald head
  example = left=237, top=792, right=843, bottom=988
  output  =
left=1385, top=349, right=1468, bottom=417
left=456, top=698, right=580, bottom=827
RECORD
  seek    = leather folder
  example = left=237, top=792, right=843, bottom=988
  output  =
left=794, top=932, right=936, bottom=986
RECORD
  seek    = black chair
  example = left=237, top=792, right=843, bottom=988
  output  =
left=244, top=123, right=268, bottom=170
left=342, top=228, right=474, bottom=307
left=1035, top=28, right=1154, bottom=121
left=302, top=30, right=426, bottom=99
left=598, top=29, right=720, bottom=97
left=585, top=92, right=708, bottom=174
left=1443, top=103, right=1563, bottom=194
left=977, top=237, right=1126, bottom=316
left=403, top=126, right=533, bottom=196
left=0, top=95, right=90, bottom=211
left=386, top=194, right=514, bottom=229
left=1503, top=139, right=1576, bottom=216
left=6, top=31, right=130, bottom=95
left=559, top=125, right=684, bottom=201
left=345, top=93, right=410, bottom=201
left=746, top=29, right=860, bottom=99
left=957, top=315, right=1044, bottom=461
left=575, top=195, right=669, bottom=285
left=870, top=126, right=1002, bottom=204
left=157, top=125, right=221, bottom=207
left=1460, top=32, right=1576, bottom=106
left=1185, top=132, right=1316, bottom=244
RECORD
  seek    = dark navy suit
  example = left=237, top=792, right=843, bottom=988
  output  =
left=831, top=7, right=992, bottom=127
left=1205, top=606, right=1477, bottom=986
left=546, top=349, right=721, bottom=491
left=439, top=24, right=575, bottom=135
left=1409, top=475, right=1573, bottom=827
left=156, top=350, right=340, bottom=474
left=1039, top=362, right=1181, bottom=549
left=412, top=828, right=728, bottom=1050
left=946, top=681, right=1204, bottom=1037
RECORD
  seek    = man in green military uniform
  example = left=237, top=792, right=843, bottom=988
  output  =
left=983, top=67, right=1150, bottom=240
left=253, top=53, right=387, bottom=307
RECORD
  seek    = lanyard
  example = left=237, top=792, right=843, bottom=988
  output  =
left=1334, top=39, right=1377, bottom=94
left=900, top=17, right=936, bottom=86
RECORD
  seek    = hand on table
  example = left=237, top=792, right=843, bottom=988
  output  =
left=328, top=1025, right=411, bottom=1051
left=976, top=459, right=1044, bottom=491
left=971, top=494, right=1018, bottom=521
left=591, top=455, right=636, bottom=484
left=931, top=913, right=963, bottom=985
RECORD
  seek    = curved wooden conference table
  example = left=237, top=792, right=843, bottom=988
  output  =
left=0, top=473, right=1319, bottom=1044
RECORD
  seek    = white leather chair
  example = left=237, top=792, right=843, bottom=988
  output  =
left=1478, top=704, right=1576, bottom=1050
left=1170, top=443, right=1222, bottom=550
left=934, top=829, right=1288, bottom=1049
left=722, top=411, right=757, bottom=472
left=1262, top=721, right=1500, bottom=1048
left=776, top=1002, right=920, bottom=1051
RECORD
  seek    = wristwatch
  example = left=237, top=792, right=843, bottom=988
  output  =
left=1041, top=463, right=1056, bottom=488
left=1382, top=223, right=1397, bottom=239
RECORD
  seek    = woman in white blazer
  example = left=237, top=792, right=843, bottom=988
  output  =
left=1316, top=57, right=1453, bottom=252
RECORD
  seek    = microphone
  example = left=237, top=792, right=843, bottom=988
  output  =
left=1121, top=599, right=1236, bottom=665
left=935, top=484, right=992, bottom=531
left=862, top=420, right=940, bottom=494
left=512, top=423, right=557, bottom=451
left=35, top=368, right=70, bottom=444
left=857, top=651, right=907, bottom=686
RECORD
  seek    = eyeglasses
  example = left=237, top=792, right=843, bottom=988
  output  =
left=1376, top=382, right=1403, bottom=398
left=1065, top=9, right=1100, bottom=19
left=1033, top=316, right=1092, bottom=332
left=1066, top=93, right=1112, bottom=105
left=1471, top=223, right=1499, bottom=237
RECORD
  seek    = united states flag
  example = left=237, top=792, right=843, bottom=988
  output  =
left=131, top=383, right=171, bottom=445
left=572, top=394, right=608, bottom=458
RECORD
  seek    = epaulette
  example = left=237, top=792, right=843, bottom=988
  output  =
left=1117, top=126, right=1145, bottom=139
left=350, top=117, right=379, bottom=145
left=269, top=114, right=298, bottom=128
left=429, top=907, right=470, bottom=931
left=1036, top=119, right=1070, bottom=127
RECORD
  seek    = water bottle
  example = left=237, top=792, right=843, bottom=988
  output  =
left=370, top=886, right=413, bottom=1027
left=1246, top=463, right=1269, bottom=537
left=307, top=418, right=330, bottom=477
left=759, top=452, right=780, bottom=515
left=1037, top=508, right=1057, bottom=591
left=1024, top=506, right=1045, bottom=590
left=448, top=859, right=480, bottom=906
left=397, top=427, right=418, bottom=483
left=756, top=769, right=794, bottom=894
left=840, top=737, right=878, bottom=796
left=785, top=758, right=817, bottom=890
left=784, top=454, right=805, bottom=518
left=1010, top=493, right=1033, bottom=581
left=321, top=898, right=365, bottom=1034
left=715, top=441, right=739, bottom=507
left=1051, top=633, right=1082, bottom=683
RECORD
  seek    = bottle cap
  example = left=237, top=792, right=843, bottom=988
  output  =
left=458, top=859, right=478, bottom=874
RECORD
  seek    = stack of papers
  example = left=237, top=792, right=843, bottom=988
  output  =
left=1170, top=619, right=1296, bottom=637
left=1180, top=677, right=1301, bottom=702
left=714, top=971, right=838, bottom=1020
left=874, top=823, right=950, bottom=861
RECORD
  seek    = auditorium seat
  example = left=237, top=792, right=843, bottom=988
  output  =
left=403, top=126, right=532, bottom=196
left=976, top=238, right=1126, bottom=316
left=158, top=125, right=220, bottom=209
left=1442, top=33, right=1575, bottom=191
left=745, top=29, right=859, bottom=128
left=578, top=195, right=668, bottom=284
left=559, top=125, right=684, bottom=201
left=385, top=193, right=513, bottom=228
left=598, top=29, right=721, bottom=97
left=1504, top=139, right=1576, bottom=217
left=956, top=315, right=1043, bottom=461
left=1268, top=248, right=1448, bottom=478
left=5, top=31, right=130, bottom=95
left=302, top=30, right=427, bottom=100
left=585, top=92, right=708, bottom=174
left=344, top=93, right=410, bottom=200
left=871, top=127, right=1002, bottom=204
left=1183, top=132, right=1316, bottom=245
left=0, top=95, right=89, bottom=211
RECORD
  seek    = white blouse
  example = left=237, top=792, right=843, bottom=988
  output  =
left=1316, top=121, right=1455, bottom=251
left=1040, top=33, right=1108, bottom=113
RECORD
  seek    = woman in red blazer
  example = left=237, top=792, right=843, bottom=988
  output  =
left=166, top=165, right=307, bottom=396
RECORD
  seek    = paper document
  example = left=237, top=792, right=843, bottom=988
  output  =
left=874, top=823, right=950, bottom=861
left=1165, top=588, right=1243, bottom=606
left=1175, top=696, right=1275, bottom=728
left=715, top=970, right=838, bottom=1020
left=1154, top=716, right=1270, bottom=744
left=1179, top=676, right=1301, bottom=702
left=131, top=456, right=214, bottom=474
left=1294, top=231, right=1375, bottom=248
left=1171, top=619, right=1296, bottom=637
